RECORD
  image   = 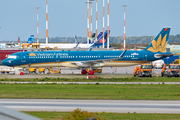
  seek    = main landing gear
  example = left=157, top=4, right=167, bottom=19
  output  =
left=81, top=69, right=87, bottom=75
left=81, top=69, right=94, bottom=75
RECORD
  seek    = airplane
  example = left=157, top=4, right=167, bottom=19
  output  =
left=26, top=35, right=34, bottom=44
left=91, top=30, right=110, bottom=47
left=2, top=27, right=174, bottom=75
left=40, top=31, right=109, bottom=49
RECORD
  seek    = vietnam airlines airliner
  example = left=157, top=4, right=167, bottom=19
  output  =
left=2, top=27, right=174, bottom=74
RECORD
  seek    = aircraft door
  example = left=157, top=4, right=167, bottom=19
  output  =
left=98, top=53, right=103, bottom=60
left=55, top=54, right=60, bottom=62
left=21, top=52, right=26, bottom=62
left=143, top=52, right=147, bottom=61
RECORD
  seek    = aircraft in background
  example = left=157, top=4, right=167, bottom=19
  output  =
left=40, top=31, right=110, bottom=49
left=3, top=27, right=174, bottom=75
left=91, top=30, right=109, bottom=48
left=26, top=35, right=34, bottom=44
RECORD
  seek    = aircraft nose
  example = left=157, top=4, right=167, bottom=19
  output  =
left=2, top=59, right=9, bottom=66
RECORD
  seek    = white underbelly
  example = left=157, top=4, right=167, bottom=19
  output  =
left=20, top=62, right=78, bottom=68
left=19, top=61, right=148, bottom=68
left=92, top=61, right=144, bottom=67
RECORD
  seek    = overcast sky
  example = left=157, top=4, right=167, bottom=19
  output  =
left=0, top=0, right=179, bottom=41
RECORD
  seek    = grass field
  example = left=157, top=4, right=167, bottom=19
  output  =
left=1, top=76, right=180, bottom=120
left=1, top=84, right=180, bottom=100
left=24, top=111, right=180, bottom=120
left=0, top=76, right=180, bottom=82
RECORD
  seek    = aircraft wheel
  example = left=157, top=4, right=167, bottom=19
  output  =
left=88, top=70, right=94, bottom=75
left=161, top=72, right=164, bottom=77
left=81, top=70, right=87, bottom=75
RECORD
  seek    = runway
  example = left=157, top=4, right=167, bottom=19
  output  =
left=1, top=99, right=180, bottom=113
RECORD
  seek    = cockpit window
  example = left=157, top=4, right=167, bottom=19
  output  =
left=8, top=55, right=17, bottom=59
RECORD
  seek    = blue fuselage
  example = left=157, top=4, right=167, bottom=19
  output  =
left=2, top=50, right=173, bottom=68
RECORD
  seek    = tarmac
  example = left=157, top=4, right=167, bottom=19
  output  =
left=0, top=66, right=163, bottom=79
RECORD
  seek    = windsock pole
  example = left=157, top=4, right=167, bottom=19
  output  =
left=46, top=0, right=48, bottom=45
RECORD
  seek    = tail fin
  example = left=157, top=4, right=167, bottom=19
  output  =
left=90, top=33, right=96, bottom=44
left=97, top=32, right=103, bottom=40
left=75, top=35, right=78, bottom=44
left=167, top=38, right=169, bottom=45
left=144, top=27, right=171, bottom=53
left=18, top=36, right=20, bottom=44
left=91, top=30, right=110, bottom=47
left=26, top=35, right=34, bottom=43
left=92, top=33, right=96, bottom=38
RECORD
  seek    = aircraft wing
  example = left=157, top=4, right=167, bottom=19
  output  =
left=71, top=50, right=127, bottom=67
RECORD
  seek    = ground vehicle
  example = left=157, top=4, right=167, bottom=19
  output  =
left=39, top=68, right=45, bottom=73
left=135, top=64, right=153, bottom=77
left=29, top=67, right=45, bottom=73
left=0, top=66, right=15, bottom=74
left=133, top=66, right=141, bottom=76
left=174, top=59, right=180, bottom=64
left=29, top=68, right=36, bottom=73
left=152, top=60, right=164, bottom=69
left=29, top=67, right=61, bottom=74
left=161, top=64, right=180, bottom=77
left=87, top=68, right=102, bottom=73
left=49, top=67, right=61, bottom=74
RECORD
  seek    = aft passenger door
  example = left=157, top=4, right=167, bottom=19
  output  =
left=143, top=52, right=147, bottom=61
left=21, top=52, right=26, bottom=62
left=98, top=53, right=103, bottom=60
left=55, top=54, right=60, bottom=62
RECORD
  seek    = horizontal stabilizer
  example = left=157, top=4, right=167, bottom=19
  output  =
left=154, top=53, right=174, bottom=58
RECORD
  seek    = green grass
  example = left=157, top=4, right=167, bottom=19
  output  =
left=0, top=76, right=180, bottom=82
left=1, top=84, right=180, bottom=100
left=24, top=111, right=180, bottom=120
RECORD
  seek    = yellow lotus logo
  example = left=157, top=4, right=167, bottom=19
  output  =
left=29, top=53, right=36, bottom=56
left=147, top=34, right=168, bottom=53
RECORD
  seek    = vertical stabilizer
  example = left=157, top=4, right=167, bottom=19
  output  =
left=26, top=35, right=34, bottom=44
left=144, top=27, right=171, bottom=53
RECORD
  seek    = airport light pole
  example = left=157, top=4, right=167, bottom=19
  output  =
left=107, top=0, right=109, bottom=50
left=96, top=0, right=98, bottom=41
left=86, top=1, right=90, bottom=44
left=89, top=0, right=95, bottom=43
left=103, top=0, right=105, bottom=48
left=35, top=7, right=40, bottom=44
left=122, top=5, right=127, bottom=50
left=86, top=0, right=94, bottom=44
left=46, top=0, right=48, bottom=45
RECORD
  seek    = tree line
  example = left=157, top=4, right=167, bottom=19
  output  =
left=35, top=34, right=180, bottom=44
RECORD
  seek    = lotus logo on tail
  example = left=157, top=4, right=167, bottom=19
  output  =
left=147, top=34, right=168, bottom=53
